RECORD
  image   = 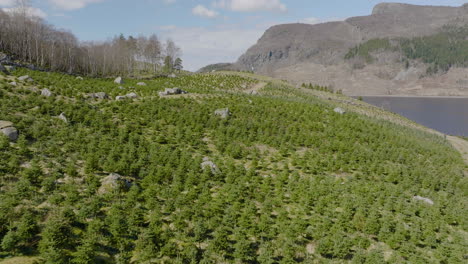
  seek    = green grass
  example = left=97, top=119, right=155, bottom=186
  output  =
left=0, top=68, right=466, bottom=263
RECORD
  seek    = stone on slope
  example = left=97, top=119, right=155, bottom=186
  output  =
left=76, top=76, right=84, bottom=80
left=9, top=81, right=17, bottom=86
left=201, top=157, right=220, bottom=174
left=86, top=92, right=109, bottom=99
left=214, top=108, right=231, bottom=119
left=334, top=107, right=346, bottom=115
left=0, top=121, right=18, bottom=141
left=137, top=82, right=147, bottom=86
left=158, top=87, right=188, bottom=96
left=41, top=88, right=52, bottom=97
left=58, top=112, right=68, bottom=123
left=114, top=77, right=124, bottom=84
left=18, top=75, right=33, bottom=82
left=98, top=173, right=132, bottom=194
left=413, top=196, right=434, bottom=205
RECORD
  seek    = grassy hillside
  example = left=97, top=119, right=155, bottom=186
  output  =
left=0, top=69, right=466, bottom=263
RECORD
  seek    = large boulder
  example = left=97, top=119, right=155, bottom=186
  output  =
left=18, top=75, right=33, bottom=82
left=114, top=77, right=124, bottom=84
left=158, top=87, right=188, bottom=96
left=0, top=121, right=18, bottom=141
left=41, top=88, right=52, bottom=97
left=115, top=93, right=138, bottom=100
left=214, top=108, right=231, bottom=119
left=334, top=107, right=346, bottom=115
left=98, top=173, right=132, bottom=194
left=86, top=92, right=109, bottom=99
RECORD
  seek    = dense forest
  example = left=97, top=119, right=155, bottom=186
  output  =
left=0, top=67, right=466, bottom=263
left=345, top=26, right=468, bottom=74
left=0, top=2, right=181, bottom=76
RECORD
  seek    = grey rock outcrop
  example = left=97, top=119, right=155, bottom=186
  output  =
left=0, top=121, right=18, bottom=141
left=114, top=77, right=124, bottom=84
left=137, top=82, right=147, bottom=86
left=86, top=92, right=108, bottom=99
left=9, top=81, right=17, bottom=86
left=5, top=65, right=15, bottom=72
left=158, top=87, right=188, bottom=96
left=214, top=108, right=231, bottom=119
left=413, top=196, right=434, bottom=205
left=115, top=93, right=138, bottom=100
left=334, top=107, right=346, bottom=115
left=98, top=173, right=132, bottom=194
left=41, top=88, right=52, bottom=97
left=18, top=75, right=33, bottom=82
left=201, top=157, right=220, bottom=174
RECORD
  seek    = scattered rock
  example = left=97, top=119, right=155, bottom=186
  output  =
left=116, top=93, right=138, bottom=100
left=168, top=73, right=177, bottom=78
left=41, top=88, right=52, bottom=97
left=413, top=196, right=434, bottom=205
left=158, top=87, right=188, bottom=96
left=201, top=157, right=220, bottom=174
left=9, top=81, right=17, bottom=86
left=58, top=112, right=68, bottom=123
left=250, top=90, right=258, bottom=95
left=334, top=107, right=346, bottom=115
left=126, top=92, right=138, bottom=99
left=86, top=92, right=109, bottom=99
left=118, top=86, right=125, bottom=90
left=76, top=76, right=84, bottom=80
left=214, top=108, right=231, bottom=119
left=5, top=65, right=15, bottom=71
left=18, top=75, right=33, bottom=82
left=0, top=121, right=18, bottom=141
left=137, top=82, right=147, bottom=86
left=114, top=77, right=124, bottom=84
left=98, top=173, right=132, bottom=194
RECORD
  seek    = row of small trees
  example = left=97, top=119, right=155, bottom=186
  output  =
left=0, top=0, right=182, bottom=76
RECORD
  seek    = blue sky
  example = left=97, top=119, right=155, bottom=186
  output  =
left=0, top=0, right=466, bottom=70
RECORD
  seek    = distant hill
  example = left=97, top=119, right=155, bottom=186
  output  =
left=230, top=3, right=468, bottom=96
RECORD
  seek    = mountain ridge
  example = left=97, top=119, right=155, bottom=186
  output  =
left=204, top=3, right=468, bottom=96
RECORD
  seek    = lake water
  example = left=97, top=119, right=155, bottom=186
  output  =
left=358, top=96, right=468, bottom=136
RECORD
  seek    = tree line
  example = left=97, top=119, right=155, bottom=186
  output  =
left=0, top=1, right=182, bottom=76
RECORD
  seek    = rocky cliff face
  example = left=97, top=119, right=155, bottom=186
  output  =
left=234, top=3, right=468, bottom=95
left=237, top=3, right=467, bottom=73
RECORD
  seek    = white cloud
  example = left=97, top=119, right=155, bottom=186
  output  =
left=0, top=0, right=14, bottom=7
left=213, top=0, right=287, bottom=13
left=192, top=5, right=218, bottom=18
left=2, top=6, right=47, bottom=18
left=48, top=0, right=105, bottom=11
left=159, top=25, right=266, bottom=71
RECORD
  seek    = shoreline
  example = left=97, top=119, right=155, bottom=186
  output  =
left=350, top=95, right=468, bottom=99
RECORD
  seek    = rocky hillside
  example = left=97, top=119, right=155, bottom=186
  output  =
left=233, top=3, right=468, bottom=96
left=1, top=68, right=467, bottom=263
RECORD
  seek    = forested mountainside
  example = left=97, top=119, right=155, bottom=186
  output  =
left=0, top=68, right=467, bottom=263
left=204, top=3, right=468, bottom=96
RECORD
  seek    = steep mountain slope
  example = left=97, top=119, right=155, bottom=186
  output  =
left=234, top=3, right=468, bottom=96
left=0, top=68, right=467, bottom=263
